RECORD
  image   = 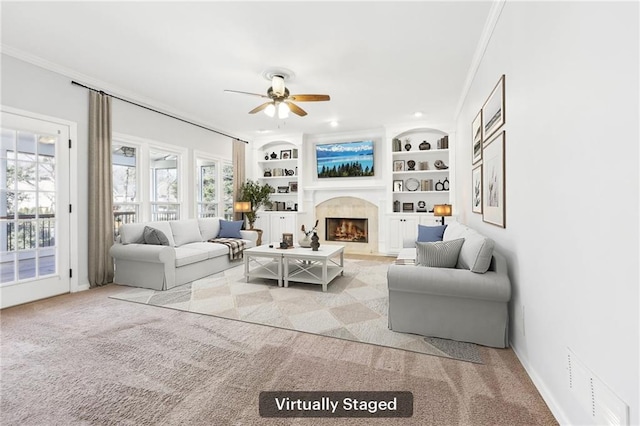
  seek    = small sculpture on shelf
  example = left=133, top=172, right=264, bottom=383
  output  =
left=434, top=160, right=449, bottom=170
left=270, top=152, right=278, bottom=159
left=263, top=168, right=272, bottom=177
left=419, top=140, right=431, bottom=150
left=407, top=160, right=416, bottom=171
left=404, top=138, right=412, bottom=151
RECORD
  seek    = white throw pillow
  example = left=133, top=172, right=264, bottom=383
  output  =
left=443, top=222, right=494, bottom=273
left=170, top=219, right=203, bottom=246
left=198, top=217, right=221, bottom=241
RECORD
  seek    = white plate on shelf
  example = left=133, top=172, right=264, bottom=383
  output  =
left=405, top=178, right=420, bottom=191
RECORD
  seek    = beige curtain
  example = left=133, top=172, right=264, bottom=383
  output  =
left=88, top=91, right=114, bottom=287
left=232, top=139, right=246, bottom=221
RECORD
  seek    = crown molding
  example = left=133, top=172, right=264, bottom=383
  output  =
left=1, top=45, right=249, bottom=141
left=453, top=0, right=507, bottom=121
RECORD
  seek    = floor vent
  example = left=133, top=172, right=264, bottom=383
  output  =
left=567, top=348, right=629, bottom=425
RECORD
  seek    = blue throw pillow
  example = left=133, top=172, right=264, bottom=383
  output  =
left=417, top=224, right=447, bottom=242
left=217, top=220, right=244, bottom=239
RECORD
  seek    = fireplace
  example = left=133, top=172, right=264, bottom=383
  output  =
left=325, top=218, right=368, bottom=243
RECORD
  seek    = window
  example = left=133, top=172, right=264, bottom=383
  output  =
left=222, top=162, right=233, bottom=220
left=195, top=155, right=234, bottom=220
left=112, top=136, right=186, bottom=236
left=112, top=143, right=139, bottom=238
left=197, top=160, right=217, bottom=218
left=150, top=149, right=179, bottom=221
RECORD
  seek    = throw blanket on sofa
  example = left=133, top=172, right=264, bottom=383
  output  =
left=208, top=238, right=246, bottom=261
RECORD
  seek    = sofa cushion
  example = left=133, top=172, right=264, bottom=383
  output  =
left=444, top=222, right=494, bottom=273
left=170, top=219, right=203, bottom=246
left=174, top=247, right=209, bottom=267
left=198, top=217, right=221, bottom=241
left=218, top=220, right=244, bottom=238
left=143, top=226, right=171, bottom=246
left=417, top=224, right=447, bottom=242
left=416, top=238, right=464, bottom=268
left=180, top=242, right=229, bottom=258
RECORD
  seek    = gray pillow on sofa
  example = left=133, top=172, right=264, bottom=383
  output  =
left=416, top=238, right=465, bottom=268
left=143, top=226, right=170, bottom=246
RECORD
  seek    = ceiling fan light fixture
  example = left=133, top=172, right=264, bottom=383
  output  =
left=264, top=103, right=276, bottom=117
left=278, top=102, right=290, bottom=119
left=272, top=75, right=285, bottom=97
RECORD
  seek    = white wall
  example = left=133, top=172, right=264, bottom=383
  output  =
left=454, top=2, right=639, bottom=424
left=1, top=54, right=235, bottom=288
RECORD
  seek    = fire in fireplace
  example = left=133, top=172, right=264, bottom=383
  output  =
left=325, top=218, right=368, bottom=243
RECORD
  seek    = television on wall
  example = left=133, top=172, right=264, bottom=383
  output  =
left=316, top=140, right=375, bottom=178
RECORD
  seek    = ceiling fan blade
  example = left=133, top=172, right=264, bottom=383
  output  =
left=288, top=94, right=330, bottom=102
left=224, top=89, right=269, bottom=99
left=248, top=102, right=272, bottom=114
left=286, top=101, right=307, bottom=116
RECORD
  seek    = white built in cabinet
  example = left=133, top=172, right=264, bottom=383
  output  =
left=256, top=141, right=300, bottom=212
left=387, top=214, right=458, bottom=252
left=385, top=126, right=455, bottom=255
left=254, top=211, right=298, bottom=246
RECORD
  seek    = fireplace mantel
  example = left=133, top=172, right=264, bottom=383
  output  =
left=304, top=184, right=386, bottom=192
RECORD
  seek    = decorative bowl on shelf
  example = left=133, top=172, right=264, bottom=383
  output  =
left=405, top=178, right=420, bottom=191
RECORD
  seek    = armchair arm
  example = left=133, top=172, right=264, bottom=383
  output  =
left=387, top=264, right=511, bottom=302
left=240, top=229, right=259, bottom=245
left=109, top=243, right=176, bottom=265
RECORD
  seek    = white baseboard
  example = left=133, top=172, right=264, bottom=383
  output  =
left=511, top=343, right=569, bottom=425
left=74, top=283, right=90, bottom=292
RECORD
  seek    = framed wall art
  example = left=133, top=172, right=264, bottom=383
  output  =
left=482, top=74, right=505, bottom=141
left=472, top=164, right=482, bottom=214
left=482, top=131, right=505, bottom=227
left=472, top=110, right=483, bottom=164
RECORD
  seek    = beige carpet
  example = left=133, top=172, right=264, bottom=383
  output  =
left=1, top=286, right=557, bottom=425
left=110, top=257, right=482, bottom=363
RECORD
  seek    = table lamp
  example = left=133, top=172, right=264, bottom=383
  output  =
left=234, top=201, right=252, bottom=228
left=433, top=204, right=452, bottom=225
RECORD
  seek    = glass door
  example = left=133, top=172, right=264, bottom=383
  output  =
left=0, top=111, right=70, bottom=308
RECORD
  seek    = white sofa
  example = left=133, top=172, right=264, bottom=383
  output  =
left=110, top=218, right=257, bottom=291
left=387, top=222, right=511, bottom=348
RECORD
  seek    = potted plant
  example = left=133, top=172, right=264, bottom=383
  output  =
left=238, top=179, right=273, bottom=230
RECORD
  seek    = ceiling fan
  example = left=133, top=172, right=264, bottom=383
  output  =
left=225, top=73, right=330, bottom=118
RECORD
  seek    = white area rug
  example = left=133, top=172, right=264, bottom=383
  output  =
left=111, top=257, right=482, bottom=363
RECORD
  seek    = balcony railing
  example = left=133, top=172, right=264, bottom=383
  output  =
left=3, top=214, right=55, bottom=251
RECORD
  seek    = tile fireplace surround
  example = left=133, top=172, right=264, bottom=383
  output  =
left=315, top=196, right=379, bottom=254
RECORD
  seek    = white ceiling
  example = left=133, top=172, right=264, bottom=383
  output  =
left=1, top=1, right=492, bottom=141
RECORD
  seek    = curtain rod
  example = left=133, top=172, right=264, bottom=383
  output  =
left=71, top=81, right=249, bottom=144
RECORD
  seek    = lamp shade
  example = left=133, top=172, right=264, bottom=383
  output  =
left=433, top=204, right=452, bottom=217
left=234, top=201, right=252, bottom=213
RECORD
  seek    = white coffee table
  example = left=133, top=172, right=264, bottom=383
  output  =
left=282, top=245, right=344, bottom=292
left=244, top=245, right=284, bottom=287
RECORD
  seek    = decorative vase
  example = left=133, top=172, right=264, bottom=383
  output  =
left=443, top=178, right=450, bottom=191
left=299, top=234, right=312, bottom=248
left=404, top=143, right=412, bottom=151
left=270, top=152, right=278, bottom=159
left=310, top=232, right=320, bottom=251
left=419, top=141, right=431, bottom=150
